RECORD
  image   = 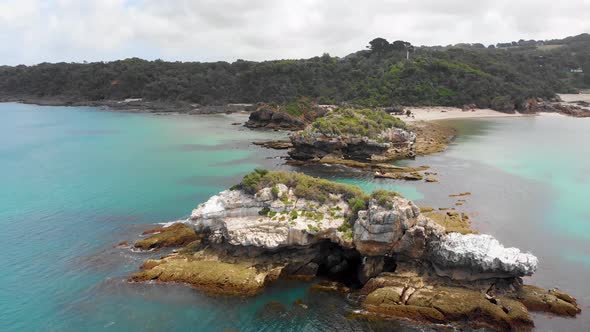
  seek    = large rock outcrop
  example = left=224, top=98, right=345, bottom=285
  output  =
left=288, top=108, right=416, bottom=162
left=245, top=107, right=307, bottom=130
left=188, top=178, right=536, bottom=281
left=190, top=185, right=352, bottom=249
left=129, top=170, right=580, bottom=330
left=353, top=196, right=437, bottom=257
left=430, top=233, right=538, bottom=280
left=289, top=128, right=416, bottom=162
left=244, top=100, right=328, bottom=131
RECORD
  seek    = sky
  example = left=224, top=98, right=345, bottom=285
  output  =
left=0, top=0, right=588, bottom=65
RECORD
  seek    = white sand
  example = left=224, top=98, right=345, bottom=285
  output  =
left=400, top=106, right=524, bottom=122
left=558, top=93, right=590, bottom=103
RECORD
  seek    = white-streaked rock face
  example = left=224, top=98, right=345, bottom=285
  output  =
left=353, top=197, right=422, bottom=256
left=189, top=185, right=538, bottom=280
left=429, top=233, right=538, bottom=280
left=189, top=187, right=352, bottom=249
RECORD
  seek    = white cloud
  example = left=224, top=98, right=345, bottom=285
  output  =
left=0, top=0, right=588, bottom=65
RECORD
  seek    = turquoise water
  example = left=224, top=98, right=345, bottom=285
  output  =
left=1, top=103, right=588, bottom=331
left=400, top=117, right=590, bottom=330
left=0, top=103, right=428, bottom=332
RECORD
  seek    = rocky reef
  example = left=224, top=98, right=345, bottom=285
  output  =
left=245, top=98, right=328, bottom=130
left=524, top=98, right=590, bottom=118
left=289, top=108, right=416, bottom=162
left=129, top=170, right=580, bottom=331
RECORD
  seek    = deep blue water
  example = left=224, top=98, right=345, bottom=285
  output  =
left=1, top=103, right=588, bottom=331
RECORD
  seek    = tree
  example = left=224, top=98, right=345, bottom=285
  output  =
left=392, top=40, right=411, bottom=51
left=368, top=38, right=391, bottom=54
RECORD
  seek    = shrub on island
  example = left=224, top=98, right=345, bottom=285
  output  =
left=309, top=108, right=407, bottom=140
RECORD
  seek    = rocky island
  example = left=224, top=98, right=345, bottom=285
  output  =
left=288, top=108, right=416, bottom=162
left=245, top=98, right=328, bottom=131
left=129, top=170, right=580, bottom=331
left=250, top=105, right=455, bottom=182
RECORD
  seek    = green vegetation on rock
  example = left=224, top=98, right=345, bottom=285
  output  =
left=310, top=108, right=406, bottom=138
left=236, top=170, right=404, bottom=222
left=238, top=169, right=369, bottom=204
left=370, top=190, right=402, bottom=209
left=134, top=223, right=199, bottom=250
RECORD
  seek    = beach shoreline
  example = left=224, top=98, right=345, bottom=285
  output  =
left=401, top=106, right=527, bottom=122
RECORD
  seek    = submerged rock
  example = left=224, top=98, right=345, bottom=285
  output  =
left=374, top=171, right=423, bottom=181
left=422, top=210, right=474, bottom=235
left=134, top=223, right=199, bottom=250
left=252, top=140, right=293, bottom=149
left=516, top=285, right=581, bottom=316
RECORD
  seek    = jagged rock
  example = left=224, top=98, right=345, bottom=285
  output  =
left=130, top=252, right=280, bottom=296
left=523, top=98, right=590, bottom=118
left=252, top=140, right=293, bottom=149
left=353, top=197, right=422, bottom=256
left=134, top=223, right=199, bottom=250
left=422, top=211, right=474, bottom=234
left=429, top=233, right=538, bottom=280
left=310, top=280, right=350, bottom=293
left=361, top=269, right=534, bottom=331
left=189, top=187, right=352, bottom=249
left=131, top=171, right=581, bottom=330
left=190, top=174, right=537, bottom=282
left=516, top=285, right=581, bottom=316
left=289, top=128, right=416, bottom=162
left=375, top=171, right=423, bottom=181
left=245, top=107, right=307, bottom=130
left=358, top=256, right=385, bottom=284
left=287, top=108, right=416, bottom=162
left=245, top=101, right=328, bottom=130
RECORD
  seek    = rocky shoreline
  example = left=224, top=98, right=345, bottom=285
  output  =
left=126, top=170, right=580, bottom=331
left=250, top=107, right=456, bottom=183
left=0, top=96, right=255, bottom=114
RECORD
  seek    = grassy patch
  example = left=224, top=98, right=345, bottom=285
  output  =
left=309, top=108, right=406, bottom=139
left=371, top=190, right=401, bottom=209
left=235, top=170, right=404, bottom=221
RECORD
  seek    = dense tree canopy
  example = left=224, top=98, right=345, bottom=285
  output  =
left=0, top=34, right=588, bottom=112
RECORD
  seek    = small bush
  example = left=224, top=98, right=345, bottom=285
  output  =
left=258, top=207, right=270, bottom=216
left=271, top=185, right=280, bottom=198
left=371, top=190, right=401, bottom=209
left=348, top=197, right=369, bottom=221
left=310, top=108, right=406, bottom=139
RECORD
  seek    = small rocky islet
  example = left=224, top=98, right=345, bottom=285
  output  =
left=128, top=170, right=581, bottom=331
left=249, top=102, right=455, bottom=183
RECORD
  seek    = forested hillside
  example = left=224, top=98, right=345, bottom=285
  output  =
left=0, top=33, right=588, bottom=112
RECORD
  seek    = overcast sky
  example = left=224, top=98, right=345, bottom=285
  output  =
left=0, top=0, right=588, bottom=65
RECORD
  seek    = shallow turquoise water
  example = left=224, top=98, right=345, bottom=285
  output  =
left=0, top=103, right=430, bottom=332
left=1, top=104, right=588, bottom=331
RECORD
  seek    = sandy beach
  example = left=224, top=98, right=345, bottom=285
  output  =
left=558, top=93, right=590, bottom=103
left=401, top=106, right=524, bottom=122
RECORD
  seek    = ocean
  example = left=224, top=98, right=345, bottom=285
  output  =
left=0, top=103, right=587, bottom=331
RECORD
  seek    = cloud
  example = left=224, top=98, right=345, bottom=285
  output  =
left=0, top=0, right=588, bottom=65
